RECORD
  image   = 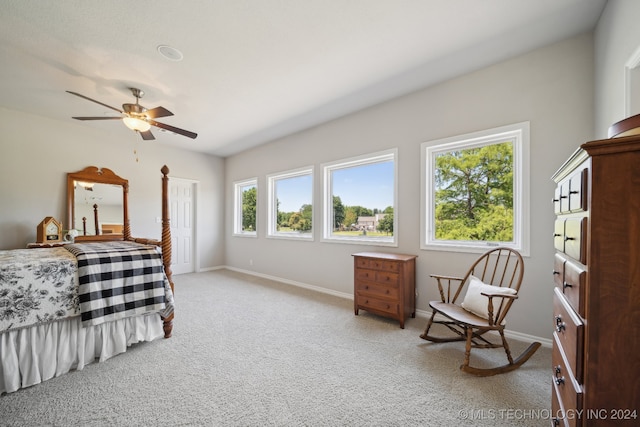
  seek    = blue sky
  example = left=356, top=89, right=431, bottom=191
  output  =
left=277, top=161, right=394, bottom=212
left=276, top=174, right=312, bottom=212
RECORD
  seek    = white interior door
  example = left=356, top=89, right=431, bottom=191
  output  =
left=170, top=178, right=196, bottom=275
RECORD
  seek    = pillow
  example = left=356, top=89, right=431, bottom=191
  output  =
left=460, top=275, right=517, bottom=319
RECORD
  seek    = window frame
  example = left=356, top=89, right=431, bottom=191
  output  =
left=420, top=122, right=530, bottom=255
left=233, top=177, right=258, bottom=237
left=321, top=148, right=398, bottom=246
left=266, top=166, right=314, bottom=241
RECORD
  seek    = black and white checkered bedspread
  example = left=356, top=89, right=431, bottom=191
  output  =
left=64, top=241, right=174, bottom=327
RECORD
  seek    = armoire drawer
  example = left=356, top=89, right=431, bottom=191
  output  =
left=560, top=260, right=586, bottom=317
left=553, top=168, right=588, bottom=216
left=553, top=253, right=566, bottom=288
left=553, top=288, right=584, bottom=382
left=552, top=334, right=583, bottom=424
left=554, top=218, right=587, bottom=263
left=552, top=379, right=573, bottom=427
left=554, top=220, right=566, bottom=252
left=567, top=168, right=588, bottom=213
left=564, top=218, right=587, bottom=263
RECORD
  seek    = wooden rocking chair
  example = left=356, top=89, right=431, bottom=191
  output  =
left=419, top=247, right=541, bottom=376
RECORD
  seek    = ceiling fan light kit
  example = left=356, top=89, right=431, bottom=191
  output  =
left=123, top=116, right=151, bottom=132
left=67, top=87, right=197, bottom=140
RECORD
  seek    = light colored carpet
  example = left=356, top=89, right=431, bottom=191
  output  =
left=0, top=270, right=551, bottom=426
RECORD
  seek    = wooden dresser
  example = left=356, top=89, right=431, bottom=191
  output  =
left=550, top=134, right=640, bottom=426
left=352, top=252, right=416, bottom=328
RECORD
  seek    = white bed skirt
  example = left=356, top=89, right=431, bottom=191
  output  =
left=0, top=313, right=164, bottom=394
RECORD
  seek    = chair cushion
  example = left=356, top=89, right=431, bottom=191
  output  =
left=460, top=275, right=517, bottom=319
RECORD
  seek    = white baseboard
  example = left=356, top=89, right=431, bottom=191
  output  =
left=213, top=266, right=551, bottom=348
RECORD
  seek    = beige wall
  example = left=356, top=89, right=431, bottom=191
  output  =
left=0, top=108, right=225, bottom=269
left=594, top=0, right=640, bottom=136
left=225, top=34, right=595, bottom=341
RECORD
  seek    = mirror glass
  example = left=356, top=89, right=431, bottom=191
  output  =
left=67, top=166, right=128, bottom=240
left=73, top=182, right=124, bottom=235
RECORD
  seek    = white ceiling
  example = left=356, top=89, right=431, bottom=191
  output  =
left=0, top=0, right=606, bottom=157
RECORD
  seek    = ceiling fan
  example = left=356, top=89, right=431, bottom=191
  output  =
left=66, top=88, right=197, bottom=140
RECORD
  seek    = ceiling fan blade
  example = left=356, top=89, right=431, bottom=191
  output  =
left=140, top=130, right=155, bottom=140
left=145, top=106, right=173, bottom=119
left=66, top=91, right=123, bottom=113
left=149, top=120, right=198, bottom=139
left=72, top=116, right=123, bottom=121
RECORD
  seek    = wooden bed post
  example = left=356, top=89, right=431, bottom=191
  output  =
left=161, top=165, right=174, bottom=338
left=93, top=204, right=100, bottom=235
left=123, top=181, right=131, bottom=240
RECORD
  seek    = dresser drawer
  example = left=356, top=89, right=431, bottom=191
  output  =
left=375, top=271, right=399, bottom=286
left=354, top=257, right=371, bottom=269
left=355, top=257, right=400, bottom=273
left=553, top=288, right=584, bottom=383
left=355, top=282, right=399, bottom=300
left=369, top=259, right=400, bottom=273
left=355, top=269, right=400, bottom=287
left=358, top=295, right=399, bottom=316
left=552, top=334, right=582, bottom=424
left=560, top=260, right=586, bottom=318
left=355, top=268, right=376, bottom=282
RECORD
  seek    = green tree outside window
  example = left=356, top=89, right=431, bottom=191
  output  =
left=434, top=141, right=513, bottom=242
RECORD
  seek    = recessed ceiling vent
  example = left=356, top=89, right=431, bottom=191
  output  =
left=157, top=45, right=184, bottom=62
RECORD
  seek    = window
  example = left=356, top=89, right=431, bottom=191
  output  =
left=322, top=149, right=397, bottom=246
left=421, top=122, right=530, bottom=254
left=267, top=167, right=313, bottom=240
left=233, top=178, right=257, bottom=237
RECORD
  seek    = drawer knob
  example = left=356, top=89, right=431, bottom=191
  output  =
left=563, top=281, right=572, bottom=289
left=564, top=236, right=575, bottom=241
left=552, top=270, right=560, bottom=276
left=554, top=365, right=565, bottom=385
left=553, top=233, right=562, bottom=237
left=555, top=315, right=565, bottom=332
left=552, top=198, right=560, bottom=203
left=569, top=190, right=579, bottom=194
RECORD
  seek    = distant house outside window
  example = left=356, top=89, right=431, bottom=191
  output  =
left=233, top=178, right=257, bottom=237
left=267, top=167, right=313, bottom=240
left=322, top=149, right=397, bottom=246
left=421, top=122, right=530, bottom=254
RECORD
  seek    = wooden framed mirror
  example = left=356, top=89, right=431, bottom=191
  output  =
left=66, top=166, right=131, bottom=241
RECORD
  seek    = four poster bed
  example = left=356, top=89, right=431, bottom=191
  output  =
left=0, top=166, right=175, bottom=395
